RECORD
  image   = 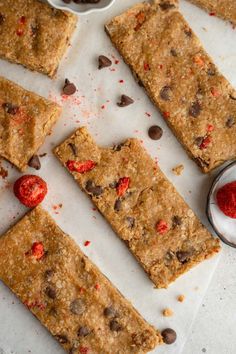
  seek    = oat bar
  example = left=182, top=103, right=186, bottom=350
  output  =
left=0, top=76, right=61, bottom=171
left=54, top=127, right=221, bottom=288
left=188, top=0, right=236, bottom=25
left=0, top=0, right=77, bottom=77
left=0, top=206, right=161, bottom=353
left=105, top=0, right=236, bottom=173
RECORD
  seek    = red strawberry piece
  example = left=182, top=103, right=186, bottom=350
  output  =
left=116, top=177, right=130, bottom=197
left=66, top=160, right=96, bottom=174
left=31, top=242, right=44, bottom=260
left=144, top=62, right=150, bottom=71
left=156, top=220, right=168, bottom=234
left=216, top=181, right=236, bottom=218
left=163, top=111, right=170, bottom=119
left=207, top=124, right=214, bottom=133
left=200, top=136, right=212, bottom=149
left=79, top=347, right=89, bottom=354
left=13, top=175, right=47, bottom=207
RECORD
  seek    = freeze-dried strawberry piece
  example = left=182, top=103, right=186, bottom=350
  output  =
left=79, top=347, right=89, bottom=354
left=31, top=242, right=44, bottom=260
left=13, top=175, right=47, bottom=207
left=200, top=136, right=212, bottom=150
left=156, top=220, right=168, bottom=234
left=216, top=181, right=236, bottom=218
left=116, top=177, right=130, bottom=197
left=66, top=160, right=96, bottom=174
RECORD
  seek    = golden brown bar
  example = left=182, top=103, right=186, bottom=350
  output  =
left=54, top=127, right=221, bottom=288
left=188, top=0, right=236, bottom=24
left=105, top=0, right=236, bottom=173
left=0, top=0, right=77, bottom=77
left=0, top=206, right=161, bottom=353
left=0, top=76, right=61, bottom=171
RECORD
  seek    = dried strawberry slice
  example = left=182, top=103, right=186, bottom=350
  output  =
left=13, top=175, right=47, bottom=207
left=66, top=160, right=96, bottom=174
left=200, top=136, right=212, bottom=150
left=156, top=220, right=168, bottom=234
left=116, top=177, right=130, bottom=197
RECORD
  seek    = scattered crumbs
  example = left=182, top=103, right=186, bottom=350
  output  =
left=162, top=308, right=174, bottom=317
left=119, top=79, right=124, bottom=83
left=0, top=165, right=8, bottom=179
left=109, top=68, right=116, bottom=72
left=52, top=204, right=63, bottom=214
left=145, top=112, right=151, bottom=117
left=39, top=153, right=47, bottom=158
left=177, top=294, right=185, bottom=302
left=172, top=164, right=184, bottom=176
left=202, top=27, right=207, bottom=32
left=202, top=348, right=207, bottom=353
left=92, top=207, right=97, bottom=211
left=209, top=12, right=216, bottom=16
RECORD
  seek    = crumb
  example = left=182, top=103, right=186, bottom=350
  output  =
left=172, top=164, right=184, bottom=176
left=39, top=153, right=47, bottom=157
left=162, top=308, right=174, bottom=317
left=0, top=166, right=8, bottom=179
left=177, top=294, right=185, bottom=302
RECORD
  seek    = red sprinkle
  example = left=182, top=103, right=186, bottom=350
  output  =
left=13, top=175, right=47, bottom=207
left=116, top=177, right=130, bottom=197
left=216, top=181, right=236, bottom=218
left=200, top=136, right=212, bottom=149
left=156, top=220, right=168, bottom=234
left=66, top=160, right=96, bottom=174
left=84, top=241, right=91, bottom=247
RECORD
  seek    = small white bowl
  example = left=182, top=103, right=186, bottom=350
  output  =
left=47, top=0, right=116, bottom=15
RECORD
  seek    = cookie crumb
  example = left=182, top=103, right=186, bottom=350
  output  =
left=177, top=294, right=185, bottom=302
left=172, top=164, right=184, bottom=176
left=162, top=308, right=174, bottom=317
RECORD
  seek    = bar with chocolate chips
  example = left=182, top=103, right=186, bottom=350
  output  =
left=0, top=0, right=77, bottom=77
left=105, top=0, right=236, bottom=173
left=54, top=127, right=221, bottom=288
left=0, top=206, right=161, bottom=353
left=0, top=76, right=61, bottom=171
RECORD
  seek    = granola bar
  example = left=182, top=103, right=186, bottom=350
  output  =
left=0, top=0, right=77, bottom=77
left=0, top=76, right=61, bottom=171
left=188, top=0, right=236, bottom=25
left=105, top=0, right=236, bottom=173
left=54, top=127, right=221, bottom=288
left=0, top=206, right=161, bottom=353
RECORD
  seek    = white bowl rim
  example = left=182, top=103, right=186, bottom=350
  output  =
left=47, top=0, right=116, bottom=15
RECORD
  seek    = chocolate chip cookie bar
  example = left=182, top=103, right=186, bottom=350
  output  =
left=54, top=127, right=221, bottom=288
left=0, top=76, right=61, bottom=171
left=188, top=0, right=236, bottom=25
left=0, top=0, right=77, bottom=77
left=0, top=206, right=161, bottom=353
left=105, top=0, right=236, bottom=173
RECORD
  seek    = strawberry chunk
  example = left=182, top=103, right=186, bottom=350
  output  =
left=66, top=160, right=96, bottom=174
left=116, top=177, right=130, bottom=197
left=13, top=175, right=47, bottom=207
left=156, top=220, right=168, bottom=234
left=200, top=136, right=212, bottom=149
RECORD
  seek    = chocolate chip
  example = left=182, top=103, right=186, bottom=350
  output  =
left=189, top=101, right=201, bottom=117
left=0, top=13, right=5, bottom=24
left=172, top=216, right=182, bottom=228
left=207, top=67, right=216, bottom=76
left=85, top=180, right=103, bottom=197
left=104, top=306, right=117, bottom=318
left=98, top=55, right=112, bottom=69
left=55, top=334, right=69, bottom=344
left=2, top=102, right=19, bottom=115
left=45, top=286, right=56, bottom=299
left=176, top=250, right=192, bottom=263
left=160, top=86, right=171, bottom=101
left=63, top=79, right=76, bottom=96
left=68, top=142, right=78, bottom=156
left=195, top=136, right=204, bottom=147
left=30, top=24, right=38, bottom=36
left=113, top=143, right=124, bottom=152
left=170, top=48, right=177, bottom=57
left=44, top=269, right=54, bottom=280
left=109, top=320, right=122, bottom=332
left=161, top=328, right=177, bottom=344
left=226, top=117, right=235, bottom=128
left=114, top=199, right=122, bottom=212
left=78, top=326, right=90, bottom=337
left=28, top=155, right=41, bottom=170
left=184, top=28, right=192, bottom=37
left=165, top=251, right=175, bottom=263
left=126, top=217, right=135, bottom=228
left=159, top=2, right=175, bottom=10
left=148, top=125, right=163, bottom=140
left=117, top=95, right=134, bottom=107
left=70, top=299, right=86, bottom=315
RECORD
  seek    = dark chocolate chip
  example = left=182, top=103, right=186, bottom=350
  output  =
left=28, top=155, right=41, bottom=170
left=117, top=95, right=134, bottom=107
left=68, top=142, right=78, bottom=156
left=114, top=199, right=122, bottom=212
left=184, top=28, right=192, bottom=37
left=85, top=180, right=103, bottom=197
left=207, top=67, right=216, bottom=76
left=109, top=320, right=122, bottom=332
left=160, top=86, right=172, bottom=101
left=159, top=2, right=175, bottom=10
left=78, top=326, right=90, bottom=337
left=161, top=328, right=177, bottom=344
left=98, top=55, right=112, bottom=69
left=70, top=298, right=86, bottom=315
left=195, top=136, right=204, bottom=147
left=189, top=101, right=201, bottom=117
left=148, top=125, right=163, bottom=140
left=226, top=117, right=235, bottom=128
left=170, top=48, right=177, bottom=57
left=104, top=306, right=117, bottom=318
left=55, top=334, right=69, bottom=344
left=176, top=250, right=192, bottom=263
left=44, top=269, right=54, bottom=280
left=63, top=79, right=76, bottom=96
left=0, top=13, right=5, bottom=24
left=126, top=216, right=135, bottom=228
left=45, top=286, right=56, bottom=299
left=113, top=143, right=124, bottom=152
left=172, top=215, right=182, bottom=228
left=2, top=102, right=19, bottom=115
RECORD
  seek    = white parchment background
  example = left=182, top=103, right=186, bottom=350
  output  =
left=0, top=1, right=236, bottom=353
